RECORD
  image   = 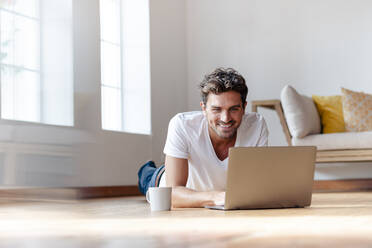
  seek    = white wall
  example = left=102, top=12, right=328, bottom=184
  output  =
left=149, top=0, right=188, bottom=167
left=186, top=0, right=372, bottom=179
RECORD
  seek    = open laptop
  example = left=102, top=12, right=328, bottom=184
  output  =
left=205, top=146, right=316, bottom=210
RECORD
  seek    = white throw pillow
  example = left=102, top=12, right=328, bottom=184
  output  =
left=280, top=85, right=321, bottom=138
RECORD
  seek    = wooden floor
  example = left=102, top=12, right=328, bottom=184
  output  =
left=1, top=192, right=372, bottom=247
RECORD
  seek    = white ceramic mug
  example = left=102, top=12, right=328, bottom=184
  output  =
left=146, top=187, right=172, bottom=211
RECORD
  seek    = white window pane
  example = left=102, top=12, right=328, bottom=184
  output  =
left=41, top=0, right=73, bottom=126
left=14, top=15, right=40, bottom=70
left=1, top=0, right=39, bottom=18
left=99, top=0, right=120, bottom=43
left=100, top=0, right=151, bottom=134
left=0, top=0, right=13, bottom=11
left=14, top=69, right=40, bottom=122
left=14, top=0, right=40, bottom=18
left=102, top=86, right=122, bottom=131
left=1, top=65, right=14, bottom=119
left=0, top=10, right=15, bottom=65
left=123, top=90, right=151, bottom=135
left=1, top=11, right=40, bottom=70
left=1, top=0, right=73, bottom=126
left=1, top=66, right=40, bottom=122
left=122, top=0, right=151, bottom=134
left=101, top=41, right=121, bottom=88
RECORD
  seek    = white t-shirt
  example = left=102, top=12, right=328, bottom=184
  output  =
left=161, top=111, right=268, bottom=191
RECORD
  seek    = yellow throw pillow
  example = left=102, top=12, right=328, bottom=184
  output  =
left=341, top=88, right=372, bottom=132
left=312, top=95, right=345, bottom=133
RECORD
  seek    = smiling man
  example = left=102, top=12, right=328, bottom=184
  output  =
left=138, top=68, right=268, bottom=208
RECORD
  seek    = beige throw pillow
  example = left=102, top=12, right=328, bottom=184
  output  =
left=341, top=88, right=372, bottom=132
left=281, top=85, right=321, bottom=138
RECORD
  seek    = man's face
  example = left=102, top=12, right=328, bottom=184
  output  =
left=201, top=91, right=246, bottom=140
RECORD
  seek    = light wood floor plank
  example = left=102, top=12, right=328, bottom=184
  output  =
left=0, top=192, right=372, bottom=247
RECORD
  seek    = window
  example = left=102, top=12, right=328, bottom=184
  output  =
left=100, top=0, right=151, bottom=134
left=0, top=0, right=73, bottom=126
left=0, top=0, right=41, bottom=122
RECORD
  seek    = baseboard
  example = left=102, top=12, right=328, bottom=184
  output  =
left=0, top=185, right=142, bottom=200
left=75, top=185, right=142, bottom=199
left=2, top=180, right=372, bottom=201
left=313, top=179, right=372, bottom=192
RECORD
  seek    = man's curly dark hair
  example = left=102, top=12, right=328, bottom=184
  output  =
left=199, top=68, right=248, bottom=106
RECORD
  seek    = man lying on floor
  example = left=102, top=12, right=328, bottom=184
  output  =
left=138, top=67, right=268, bottom=208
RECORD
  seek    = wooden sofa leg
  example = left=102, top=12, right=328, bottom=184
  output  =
left=251, top=100, right=292, bottom=146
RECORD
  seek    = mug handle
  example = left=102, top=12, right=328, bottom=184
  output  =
left=146, top=190, right=151, bottom=203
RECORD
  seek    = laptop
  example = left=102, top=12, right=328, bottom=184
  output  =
left=205, top=146, right=316, bottom=210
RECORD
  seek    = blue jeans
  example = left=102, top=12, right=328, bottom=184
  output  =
left=137, top=161, right=165, bottom=195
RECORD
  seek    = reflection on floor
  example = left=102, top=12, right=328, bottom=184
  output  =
left=1, top=192, right=372, bottom=247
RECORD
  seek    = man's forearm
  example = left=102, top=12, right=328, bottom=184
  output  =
left=171, top=186, right=224, bottom=208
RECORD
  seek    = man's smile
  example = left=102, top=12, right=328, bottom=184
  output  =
left=218, top=121, right=235, bottom=129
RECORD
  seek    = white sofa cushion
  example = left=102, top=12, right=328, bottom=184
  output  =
left=280, top=85, right=321, bottom=138
left=292, top=131, right=372, bottom=150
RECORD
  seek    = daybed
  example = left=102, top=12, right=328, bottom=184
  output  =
left=252, top=86, right=372, bottom=163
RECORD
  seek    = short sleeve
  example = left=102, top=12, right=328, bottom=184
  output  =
left=163, top=114, right=189, bottom=159
left=257, top=115, right=269, bottom=146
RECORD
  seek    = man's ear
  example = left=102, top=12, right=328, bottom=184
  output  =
left=200, top=101, right=207, bottom=114
left=243, top=101, right=247, bottom=110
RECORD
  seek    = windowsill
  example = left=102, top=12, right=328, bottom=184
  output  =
left=101, top=128, right=152, bottom=137
left=0, top=120, right=92, bottom=146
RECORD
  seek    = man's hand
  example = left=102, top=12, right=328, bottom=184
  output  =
left=210, top=191, right=225, bottom=206
left=171, top=187, right=225, bottom=208
left=165, top=155, right=226, bottom=208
